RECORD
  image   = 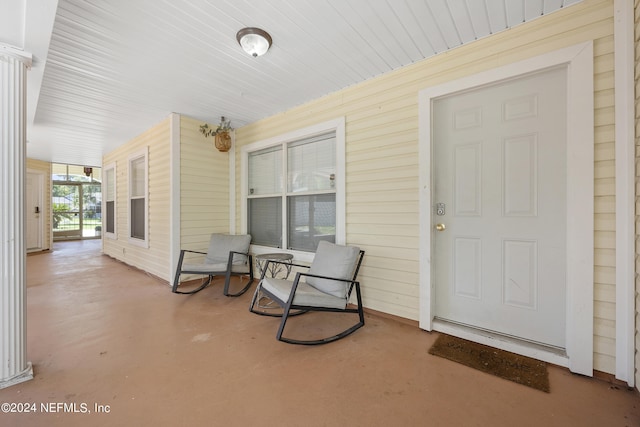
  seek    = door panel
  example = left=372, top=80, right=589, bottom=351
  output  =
left=453, top=143, right=481, bottom=216
left=26, top=172, right=43, bottom=250
left=453, top=237, right=481, bottom=299
left=433, top=66, right=567, bottom=348
left=503, top=134, right=537, bottom=216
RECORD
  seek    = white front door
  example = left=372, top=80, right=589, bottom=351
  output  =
left=433, top=66, right=567, bottom=348
left=26, top=171, right=44, bottom=251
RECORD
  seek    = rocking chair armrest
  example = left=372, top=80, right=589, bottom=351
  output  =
left=295, top=271, right=358, bottom=286
left=180, top=249, right=207, bottom=256
left=227, top=250, right=252, bottom=264
left=229, top=250, right=250, bottom=256
left=284, top=271, right=359, bottom=302
left=175, top=249, right=207, bottom=270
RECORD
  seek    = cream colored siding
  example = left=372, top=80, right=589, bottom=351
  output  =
left=179, top=115, right=230, bottom=257
left=634, top=0, right=640, bottom=390
left=149, top=128, right=171, bottom=275
left=26, top=158, right=52, bottom=250
left=101, top=114, right=230, bottom=282
left=102, top=118, right=171, bottom=280
left=235, top=0, right=617, bottom=373
left=593, top=28, right=617, bottom=373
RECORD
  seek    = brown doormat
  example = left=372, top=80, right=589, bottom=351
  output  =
left=428, top=334, right=550, bottom=392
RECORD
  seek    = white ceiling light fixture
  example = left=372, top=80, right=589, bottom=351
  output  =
left=236, top=27, right=272, bottom=57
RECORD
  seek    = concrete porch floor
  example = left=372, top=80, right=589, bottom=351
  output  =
left=0, top=239, right=638, bottom=426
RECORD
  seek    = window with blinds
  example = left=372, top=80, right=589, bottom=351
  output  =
left=128, top=149, right=148, bottom=247
left=104, top=164, right=116, bottom=236
left=247, top=132, right=337, bottom=252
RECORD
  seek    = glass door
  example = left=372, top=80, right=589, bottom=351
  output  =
left=53, top=183, right=82, bottom=240
left=52, top=164, right=103, bottom=241
left=82, top=182, right=102, bottom=237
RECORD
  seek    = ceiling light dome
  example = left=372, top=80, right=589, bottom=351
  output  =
left=236, top=27, right=272, bottom=57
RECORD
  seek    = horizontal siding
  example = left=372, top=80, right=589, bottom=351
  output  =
left=592, top=16, right=616, bottom=373
left=179, top=115, right=230, bottom=266
left=102, top=117, right=171, bottom=281
left=235, top=0, right=617, bottom=372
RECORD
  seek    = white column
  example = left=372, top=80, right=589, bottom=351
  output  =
left=0, top=46, right=33, bottom=389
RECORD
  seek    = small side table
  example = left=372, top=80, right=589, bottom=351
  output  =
left=255, top=252, right=294, bottom=279
left=255, top=253, right=294, bottom=310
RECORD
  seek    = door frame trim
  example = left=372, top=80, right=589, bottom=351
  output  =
left=26, top=169, right=44, bottom=252
left=418, top=42, right=594, bottom=376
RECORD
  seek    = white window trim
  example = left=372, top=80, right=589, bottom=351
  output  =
left=128, top=147, right=148, bottom=248
left=103, top=162, right=117, bottom=239
left=241, top=117, right=345, bottom=263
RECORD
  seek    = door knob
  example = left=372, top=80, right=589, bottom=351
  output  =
left=435, top=223, right=446, bottom=231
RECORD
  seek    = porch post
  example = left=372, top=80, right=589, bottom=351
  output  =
left=0, top=45, right=33, bottom=389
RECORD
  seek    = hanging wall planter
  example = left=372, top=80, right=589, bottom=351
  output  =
left=214, top=131, right=232, bottom=152
left=200, top=116, right=234, bottom=152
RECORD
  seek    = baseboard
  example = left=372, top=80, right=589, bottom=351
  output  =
left=27, top=249, right=50, bottom=256
left=347, top=304, right=419, bottom=328
left=102, top=253, right=170, bottom=286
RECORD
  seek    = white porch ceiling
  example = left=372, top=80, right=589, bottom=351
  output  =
left=7, top=0, right=582, bottom=166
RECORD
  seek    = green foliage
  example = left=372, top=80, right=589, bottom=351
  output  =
left=53, top=184, right=72, bottom=197
left=52, top=203, right=73, bottom=228
left=199, top=116, right=233, bottom=137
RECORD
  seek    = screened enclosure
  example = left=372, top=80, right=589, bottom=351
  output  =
left=52, top=164, right=102, bottom=240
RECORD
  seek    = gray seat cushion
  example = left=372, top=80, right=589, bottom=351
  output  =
left=261, top=277, right=347, bottom=309
left=182, top=262, right=250, bottom=274
left=306, top=241, right=360, bottom=298
left=204, top=234, right=251, bottom=265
